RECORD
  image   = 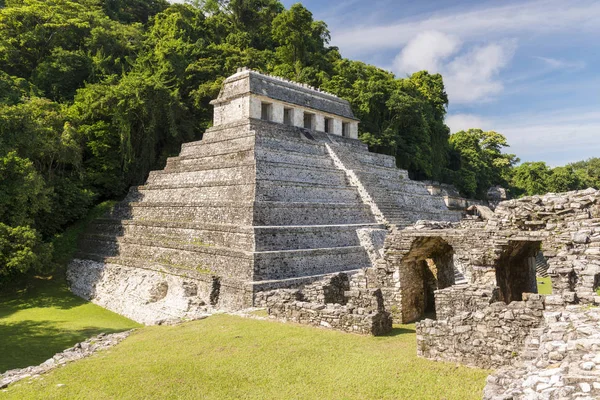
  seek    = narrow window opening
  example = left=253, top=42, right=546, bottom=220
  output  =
left=261, top=102, right=272, bottom=121
left=342, top=122, right=349, bottom=137
left=303, top=112, right=315, bottom=130
left=284, top=107, right=293, bottom=126
left=324, top=117, right=333, bottom=133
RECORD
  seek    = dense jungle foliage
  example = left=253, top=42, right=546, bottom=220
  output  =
left=0, top=0, right=598, bottom=284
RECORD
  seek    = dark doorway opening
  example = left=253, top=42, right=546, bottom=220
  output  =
left=400, top=237, right=455, bottom=322
left=495, top=240, right=541, bottom=303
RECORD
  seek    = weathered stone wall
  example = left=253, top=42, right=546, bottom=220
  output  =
left=265, top=287, right=392, bottom=336
left=484, top=305, right=600, bottom=400
left=68, top=259, right=223, bottom=325
left=416, top=293, right=545, bottom=369
left=491, top=188, right=600, bottom=302
left=262, top=273, right=392, bottom=336
left=434, top=284, right=499, bottom=320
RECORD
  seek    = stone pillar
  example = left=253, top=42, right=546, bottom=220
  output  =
left=249, top=96, right=261, bottom=119
left=332, top=119, right=343, bottom=136
left=272, top=102, right=284, bottom=124
left=315, top=114, right=325, bottom=132
left=293, top=107, right=304, bottom=127
left=349, top=122, right=359, bottom=139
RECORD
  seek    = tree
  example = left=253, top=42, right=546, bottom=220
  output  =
left=0, top=152, right=48, bottom=227
left=510, top=162, right=551, bottom=196
left=570, top=158, right=600, bottom=189
left=0, top=223, right=51, bottom=281
left=271, top=3, right=334, bottom=83
left=449, top=129, right=518, bottom=199
left=547, top=165, right=582, bottom=193
left=102, top=0, right=169, bottom=24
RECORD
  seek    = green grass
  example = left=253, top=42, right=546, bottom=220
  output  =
left=537, top=276, right=552, bottom=295
left=0, top=200, right=139, bottom=373
left=0, top=279, right=140, bottom=373
left=2, top=314, right=489, bottom=400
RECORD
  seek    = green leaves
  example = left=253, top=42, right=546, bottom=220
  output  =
left=0, top=223, right=51, bottom=278
left=0, top=152, right=48, bottom=227
left=449, top=129, right=517, bottom=199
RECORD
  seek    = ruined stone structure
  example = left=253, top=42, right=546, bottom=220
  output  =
left=67, top=68, right=600, bottom=398
left=68, top=68, right=461, bottom=325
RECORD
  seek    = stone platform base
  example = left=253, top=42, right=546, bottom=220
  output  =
left=67, top=259, right=222, bottom=325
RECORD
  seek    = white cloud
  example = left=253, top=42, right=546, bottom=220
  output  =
left=445, top=114, right=489, bottom=133
left=535, top=56, right=586, bottom=71
left=332, top=0, right=600, bottom=57
left=392, top=33, right=516, bottom=104
left=444, top=40, right=517, bottom=104
left=393, top=31, right=461, bottom=76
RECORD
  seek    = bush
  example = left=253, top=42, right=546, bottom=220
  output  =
left=0, top=223, right=52, bottom=282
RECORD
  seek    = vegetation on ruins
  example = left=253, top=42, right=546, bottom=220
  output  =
left=0, top=0, right=597, bottom=286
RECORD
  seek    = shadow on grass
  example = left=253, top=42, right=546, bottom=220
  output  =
left=0, top=280, right=86, bottom=320
left=0, top=319, right=125, bottom=372
left=381, top=326, right=416, bottom=337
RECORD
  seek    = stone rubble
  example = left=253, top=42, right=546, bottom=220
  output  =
left=0, top=330, right=133, bottom=389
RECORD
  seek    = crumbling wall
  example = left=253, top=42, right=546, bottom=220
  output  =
left=491, top=188, right=600, bottom=302
left=416, top=293, right=545, bottom=369
left=484, top=304, right=600, bottom=400
left=434, top=284, right=499, bottom=320
left=263, top=273, right=392, bottom=335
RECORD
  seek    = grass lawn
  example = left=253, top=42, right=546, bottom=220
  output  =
left=0, top=200, right=140, bottom=373
left=537, top=276, right=552, bottom=295
left=0, top=279, right=140, bottom=373
left=2, top=314, right=490, bottom=400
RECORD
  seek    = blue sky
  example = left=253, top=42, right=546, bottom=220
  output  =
left=280, top=0, right=600, bottom=166
left=173, top=0, right=600, bottom=165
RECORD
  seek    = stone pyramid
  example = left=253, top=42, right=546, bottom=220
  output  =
left=68, top=68, right=462, bottom=324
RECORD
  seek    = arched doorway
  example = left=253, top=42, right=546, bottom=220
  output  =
left=398, top=237, right=455, bottom=323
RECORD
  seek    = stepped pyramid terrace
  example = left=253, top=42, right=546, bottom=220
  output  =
left=68, top=68, right=465, bottom=325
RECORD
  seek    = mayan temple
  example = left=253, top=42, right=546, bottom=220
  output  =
left=68, top=68, right=464, bottom=324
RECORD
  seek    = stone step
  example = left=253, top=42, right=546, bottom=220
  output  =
left=84, top=220, right=254, bottom=251
left=253, top=246, right=371, bottom=281
left=77, top=236, right=254, bottom=280
left=111, top=201, right=376, bottom=226
left=255, top=147, right=333, bottom=168
left=255, top=161, right=348, bottom=186
left=147, top=161, right=348, bottom=187
left=179, top=134, right=255, bottom=158
left=254, top=201, right=376, bottom=226
left=87, top=220, right=382, bottom=252
left=130, top=178, right=362, bottom=204
left=111, top=201, right=255, bottom=225
left=79, top=233, right=371, bottom=282
left=354, top=163, right=410, bottom=180
left=254, top=223, right=383, bottom=251
left=127, top=183, right=255, bottom=203
left=254, top=132, right=327, bottom=156
left=250, top=269, right=363, bottom=293
left=165, top=149, right=254, bottom=171
left=166, top=146, right=335, bottom=174
left=255, top=180, right=360, bottom=203
left=352, top=151, right=396, bottom=168
left=147, top=163, right=255, bottom=186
